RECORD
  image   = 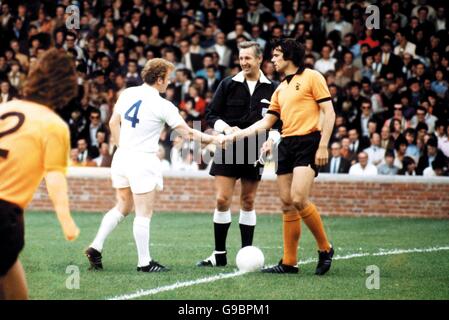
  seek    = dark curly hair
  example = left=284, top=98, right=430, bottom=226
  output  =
left=271, top=38, right=305, bottom=72
left=23, top=48, right=78, bottom=110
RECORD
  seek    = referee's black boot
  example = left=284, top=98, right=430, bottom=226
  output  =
left=196, top=251, right=227, bottom=267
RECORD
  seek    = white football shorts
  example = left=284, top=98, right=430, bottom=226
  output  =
left=111, top=148, right=163, bottom=194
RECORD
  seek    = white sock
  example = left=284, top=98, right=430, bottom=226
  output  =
left=133, top=216, right=151, bottom=267
left=213, top=208, right=231, bottom=224
left=239, top=209, right=256, bottom=226
left=91, top=207, right=125, bottom=252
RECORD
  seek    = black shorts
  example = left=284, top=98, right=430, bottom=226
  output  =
left=210, top=137, right=264, bottom=181
left=210, top=162, right=263, bottom=181
left=276, top=131, right=321, bottom=177
left=0, top=199, right=24, bottom=277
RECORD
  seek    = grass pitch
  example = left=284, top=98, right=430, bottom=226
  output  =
left=22, top=211, right=449, bottom=300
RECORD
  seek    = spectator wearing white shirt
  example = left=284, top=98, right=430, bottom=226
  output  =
left=436, top=121, right=449, bottom=158
left=349, top=152, right=378, bottom=176
left=207, top=32, right=232, bottom=68
left=435, top=6, right=447, bottom=31
left=157, top=144, right=171, bottom=172
left=423, top=155, right=447, bottom=176
left=325, top=9, right=353, bottom=38
left=364, top=133, right=386, bottom=167
left=314, top=45, right=336, bottom=75
left=394, top=30, right=416, bottom=58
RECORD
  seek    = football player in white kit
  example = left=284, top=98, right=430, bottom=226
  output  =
left=85, top=58, right=221, bottom=272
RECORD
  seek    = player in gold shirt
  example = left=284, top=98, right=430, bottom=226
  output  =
left=227, top=38, right=335, bottom=275
left=0, top=48, right=80, bottom=299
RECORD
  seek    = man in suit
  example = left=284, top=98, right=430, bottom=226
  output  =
left=379, top=38, right=403, bottom=77
left=320, top=142, right=351, bottom=174
left=417, top=137, right=448, bottom=175
left=174, top=68, right=192, bottom=104
left=353, top=100, right=381, bottom=139
left=179, top=39, right=203, bottom=73
left=0, top=80, right=15, bottom=104
left=348, top=128, right=370, bottom=154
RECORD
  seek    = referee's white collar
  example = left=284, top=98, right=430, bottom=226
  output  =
left=232, top=70, right=271, bottom=84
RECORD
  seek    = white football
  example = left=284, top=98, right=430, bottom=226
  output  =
left=236, top=246, right=265, bottom=272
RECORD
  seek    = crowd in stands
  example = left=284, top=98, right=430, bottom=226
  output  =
left=1, top=0, right=448, bottom=176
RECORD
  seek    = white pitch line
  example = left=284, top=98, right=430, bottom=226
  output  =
left=107, top=245, right=449, bottom=300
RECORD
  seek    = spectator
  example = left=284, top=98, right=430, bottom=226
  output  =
left=380, top=125, right=395, bottom=151
left=378, top=150, right=399, bottom=175
left=423, top=154, right=448, bottom=176
left=394, top=29, right=416, bottom=58
left=349, top=152, right=378, bottom=176
left=76, top=138, right=96, bottom=166
left=404, top=128, right=421, bottom=163
left=411, top=106, right=438, bottom=134
left=125, top=59, right=142, bottom=87
left=158, top=144, right=171, bottom=171
left=69, top=149, right=81, bottom=167
left=431, top=68, right=448, bottom=98
left=341, top=136, right=357, bottom=165
left=353, top=99, right=378, bottom=138
left=325, top=8, right=353, bottom=38
left=320, top=142, right=351, bottom=174
left=93, top=142, right=113, bottom=167
left=88, top=109, right=108, bottom=150
left=0, top=80, right=16, bottom=103
left=398, top=156, right=417, bottom=176
left=417, top=138, right=447, bottom=175
left=364, top=133, right=386, bottom=167
left=348, top=128, right=370, bottom=154
left=314, top=45, right=336, bottom=75
left=176, top=149, right=199, bottom=172
left=207, top=32, right=232, bottom=68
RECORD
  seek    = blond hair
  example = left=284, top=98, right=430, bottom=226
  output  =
left=141, top=58, right=175, bottom=85
left=238, top=41, right=262, bottom=58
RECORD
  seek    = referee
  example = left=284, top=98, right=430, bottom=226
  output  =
left=197, top=41, right=281, bottom=267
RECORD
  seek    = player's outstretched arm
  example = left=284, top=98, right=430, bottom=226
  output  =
left=228, top=114, right=278, bottom=142
left=174, top=122, right=221, bottom=145
left=45, top=171, right=80, bottom=241
left=315, top=100, right=336, bottom=167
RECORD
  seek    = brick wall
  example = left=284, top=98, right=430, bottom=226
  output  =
left=29, top=168, right=449, bottom=218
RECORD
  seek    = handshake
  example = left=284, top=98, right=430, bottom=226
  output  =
left=210, top=126, right=274, bottom=164
left=213, top=126, right=241, bottom=147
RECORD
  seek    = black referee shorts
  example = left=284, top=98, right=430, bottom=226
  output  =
left=0, top=199, right=24, bottom=277
left=209, top=137, right=263, bottom=181
left=276, top=131, right=321, bottom=177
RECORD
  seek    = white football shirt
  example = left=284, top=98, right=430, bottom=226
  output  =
left=114, top=83, right=184, bottom=153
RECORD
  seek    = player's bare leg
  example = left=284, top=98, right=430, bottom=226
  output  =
left=197, top=176, right=236, bottom=267
left=291, top=166, right=333, bottom=275
left=86, top=187, right=133, bottom=270
left=262, top=173, right=299, bottom=273
left=239, top=179, right=259, bottom=247
left=133, top=190, right=167, bottom=272
left=0, top=259, right=28, bottom=300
